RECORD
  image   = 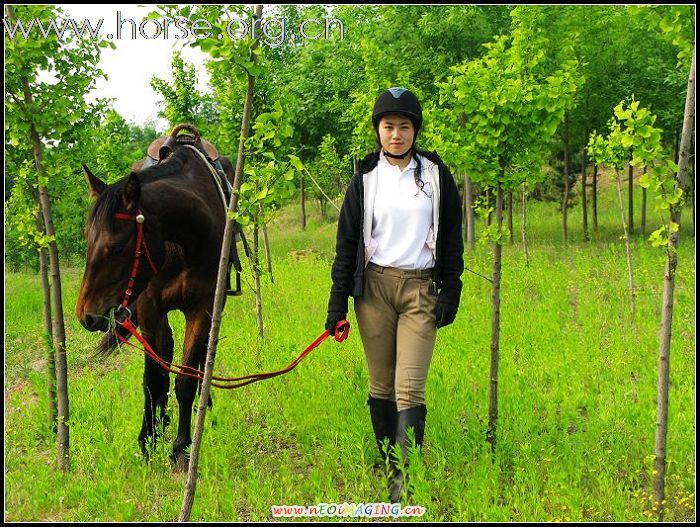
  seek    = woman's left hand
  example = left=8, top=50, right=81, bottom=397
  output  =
left=435, top=302, right=457, bottom=329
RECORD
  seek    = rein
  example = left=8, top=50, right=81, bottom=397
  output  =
left=113, top=210, right=158, bottom=322
left=111, top=209, right=350, bottom=389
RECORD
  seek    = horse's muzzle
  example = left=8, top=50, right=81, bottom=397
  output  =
left=81, top=313, right=109, bottom=332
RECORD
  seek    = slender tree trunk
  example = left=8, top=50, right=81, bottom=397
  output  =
left=252, top=219, right=264, bottom=338
left=689, top=127, right=695, bottom=234
left=628, top=162, right=634, bottom=234
left=592, top=164, right=599, bottom=232
left=582, top=146, right=589, bottom=241
left=31, top=186, right=57, bottom=430
left=507, top=191, right=514, bottom=245
left=562, top=141, right=569, bottom=244
left=641, top=167, right=647, bottom=237
left=21, top=73, right=69, bottom=471
left=614, top=168, right=636, bottom=319
left=262, top=221, right=273, bottom=284
left=673, top=125, right=680, bottom=164
left=486, top=187, right=492, bottom=227
left=300, top=173, right=306, bottom=230
left=180, top=5, right=263, bottom=521
left=522, top=183, right=529, bottom=267
left=464, top=175, right=475, bottom=250
left=654, top=43, right=694, bottom=520
left=486, top=182, right=504, bottom=456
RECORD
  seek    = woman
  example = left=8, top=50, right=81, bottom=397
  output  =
left=325, top=87, right=464, bottom=502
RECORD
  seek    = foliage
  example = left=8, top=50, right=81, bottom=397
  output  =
left=587, top=98, right=683, bottom=248
left=150, top=52, right=217, bottom=134
left=230, top=101, right=300, bottom=235
left=305, top=134, right=352, bottom=203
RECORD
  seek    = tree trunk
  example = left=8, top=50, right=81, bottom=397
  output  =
left=252, top=220, right=264, bottom=338
left=507, top=191, right=514, bottom=245
left=262, top=221, right=273, bottom=284
left=522, top=183, right=529, bottom=267
left=654, top=42, right=694, bottom=520
left=486, top=187, right=492, bottom=227
left=582, top=146, right=589, bottom=241
left=21, top=73, right=69, bottom=471
left=592, top=164, right=599, bottom=232
left=464, top=175, right=475, bottom=250
left=641, top=167, right=647, bottom=237
left=562, top=143, right=569, bottom=244
left=673, top=124, right=680, bottom=164
left=31, top=186, right=57, bottom=431
left=300, top=173, right=306, bottom=230
left=179, top=5, right=263, bottom=522
left=614, top=168, right=636, bottom=319
left=486, top=182, right=504, bottom=456
left=628, top=162, right=634, bottom=234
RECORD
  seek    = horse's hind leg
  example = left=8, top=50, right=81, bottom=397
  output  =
left=138, top=315, right=174, bottom=458
left=172, top=309, right=210, bottom=472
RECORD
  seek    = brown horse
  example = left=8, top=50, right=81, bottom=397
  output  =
left=76, top=145, right=234, bottom=470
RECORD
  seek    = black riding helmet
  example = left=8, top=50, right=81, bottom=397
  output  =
left=372, top=87, right=423, bottom=158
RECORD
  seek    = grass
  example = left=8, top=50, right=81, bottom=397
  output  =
left=4, top=184, right=696, bottom=521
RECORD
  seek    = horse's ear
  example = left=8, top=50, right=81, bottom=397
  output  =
left=121, top=172, right=141, bottom=211
left=82, top=164, right=106, bottom=198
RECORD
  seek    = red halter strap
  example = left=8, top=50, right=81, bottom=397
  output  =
left=113, top=210, right=158, bottom=314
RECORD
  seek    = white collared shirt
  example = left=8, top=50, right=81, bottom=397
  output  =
left=368, top=151, right=435, bottom=270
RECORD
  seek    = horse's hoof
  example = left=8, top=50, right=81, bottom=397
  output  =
left=172, top=455, right=189, bottom=473
left=171, top=449, right=190, bottom=472
left=139, top=439, right=152, bottom=462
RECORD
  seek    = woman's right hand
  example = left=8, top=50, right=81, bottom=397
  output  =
left=325, top=311, right=347, bottom=333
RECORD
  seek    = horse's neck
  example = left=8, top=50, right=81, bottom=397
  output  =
left=143, top=180, right=223, bottom=257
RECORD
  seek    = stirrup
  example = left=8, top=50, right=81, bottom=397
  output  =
left=226, top=271, right=243, bottom=296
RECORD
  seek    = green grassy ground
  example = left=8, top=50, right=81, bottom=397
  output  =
left=4, top=186, right=696, bottom=521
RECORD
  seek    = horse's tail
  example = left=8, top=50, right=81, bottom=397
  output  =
left=92, top=309, right=138, bottom=358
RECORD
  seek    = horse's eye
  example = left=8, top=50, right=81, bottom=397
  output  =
left=109, top=244, right=125, bottom=255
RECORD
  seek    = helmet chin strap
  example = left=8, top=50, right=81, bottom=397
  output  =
left=383, top=148, right=413, bottom=159
left=382, top=137, right=417, bottom=160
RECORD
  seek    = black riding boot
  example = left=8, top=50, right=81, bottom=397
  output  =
left=367, top=395, right=398, bottom=468
left=389, top=404, right=427, bottom=503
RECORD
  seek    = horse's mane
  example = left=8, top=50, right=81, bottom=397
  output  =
left=88, top=146, right=192, bottom=232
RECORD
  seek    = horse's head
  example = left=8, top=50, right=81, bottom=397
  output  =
left=76, top=165, right=165, bottom=332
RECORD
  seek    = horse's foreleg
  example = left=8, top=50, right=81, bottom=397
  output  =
left=172, top=310, right=210, bottom=472
left=138, top=315, right=174, bottom=459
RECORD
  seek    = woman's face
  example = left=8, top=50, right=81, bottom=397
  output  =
left=378, top=114, right=415, bottom=156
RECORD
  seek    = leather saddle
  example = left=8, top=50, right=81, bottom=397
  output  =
left=143, top=123, right=248, bottom=297
left=145, top=123, right=220, bottom=165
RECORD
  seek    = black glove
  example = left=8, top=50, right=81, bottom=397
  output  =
left=325, top=311, right=346, bottom=333
left=435, top=302, right=458, bottom=329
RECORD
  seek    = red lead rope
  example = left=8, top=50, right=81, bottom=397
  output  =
left=112, top=208, right=349, bottom=389
left=116, top=319, right=350, bottom=389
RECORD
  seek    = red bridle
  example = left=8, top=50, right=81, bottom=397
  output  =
left=113, top=210, right=158, bottom=320
left=109, top=208, right=351, bottom=389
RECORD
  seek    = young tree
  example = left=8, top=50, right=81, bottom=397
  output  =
left=234, top=102, right=300, bottom=337
left=151, top=51, right=216, bottom=134
left=588, top=97, right=662, bottom=319
left=5, top=4, right=110, bottom=470
left=305, top=134, right=350, bottom=220
left=432, top=8, right=579, bottom=453
left=640, top=44, right=694, bottom=521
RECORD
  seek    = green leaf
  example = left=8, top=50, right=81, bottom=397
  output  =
left=288, top=154, right=304, bottom=172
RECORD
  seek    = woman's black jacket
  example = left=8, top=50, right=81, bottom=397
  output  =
left=327, top=149, right=464, bottom=315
